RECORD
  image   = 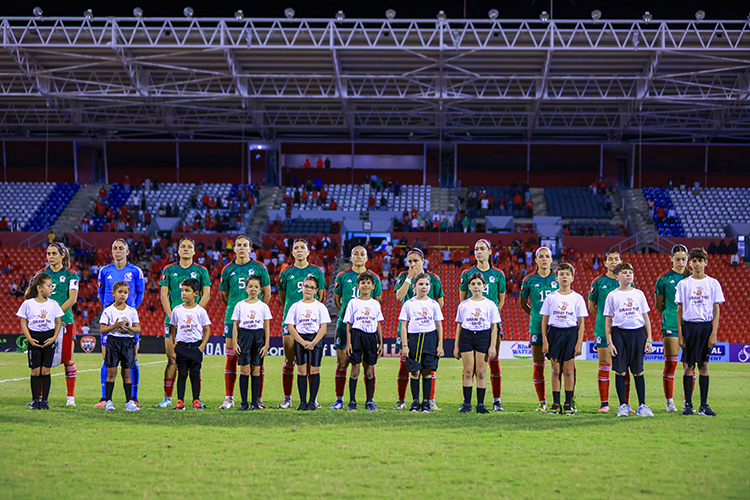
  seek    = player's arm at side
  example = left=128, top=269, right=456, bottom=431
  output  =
left=435, top=320, right=444, bottom=357
left=160, top=285, right=172, bottom=317
left=169, top=325, right=177, bottom=345
left=496, top=272, right=506, bottom=311
left=400, top=320, right=410, bottom=357
left=587, top=298, right=598, bottom=317
left=199, top=285, right=211, bottom=308
left=605, top=316, right=615, bottom=356
left=61, top=279, right=78, bottom=313
left=199, top=321, right=210, bottom=353
left=232, top=320, right=241, bottom=354
left=643, top=311, right=653, bottom=354
left=676, top=303, right=684, bottom=348
left=454, top=322, right=462, bottom=359
left=519, top=280, right=531, bottom=315
left=375, top=320, right=383, bottom=357
left=488, top=323, right=498, bottom=360
left=345, top=321, right=353, bottom=357
left=541, top=315, right=550, bottom=354
left=133, top=267, right=145, bottom=308
left=575, top=317, right=585, bottom=356
left=261, top=318, right=270, bottom=358
left=710, top=303, right=720, bottom=348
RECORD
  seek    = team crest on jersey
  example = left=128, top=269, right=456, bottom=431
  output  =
left=489, top=276, right=495, bottom=283
left=559, top=302, right=568, bottom=312
left=248, top=269, right=255, bottom=276
left=190, top=272, right=197, bottom=279
left=551, top=282, right=558, bottom=289
left=80, top=335, right=96, bottom=353
left=59, top=276, right=66, bottom=283
left=124, top=272, right=133, bottom=282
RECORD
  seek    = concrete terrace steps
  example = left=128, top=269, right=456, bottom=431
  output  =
left=50, top=184, right=106, bottom=236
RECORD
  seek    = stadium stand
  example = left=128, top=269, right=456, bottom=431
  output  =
left=568, top=220, right=622, bottom=237
left=25, top=183, right=80, bottom=232
left=670, top=187, right=750, bottom=238
left=0, top=182, right=59, bottom=232
left=465, top=186, right=532, bottom=218
left=124, top=183, right=195, bottom=231
left=546, top=187, right=613, bottom=219
left=642, top=187, right=687, bottom=238
left=283, top=184, right=431, bottom=211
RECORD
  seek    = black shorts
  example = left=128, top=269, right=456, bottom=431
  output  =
left=681, top=321, right=713, bottom=366
left=295, top=333, right=324, bottom=367
left=545, top=325, right=578, bottom=362
left=458, top=327, right=490, bottom=354
left=348, top=328, right=379, bottom=366
left=104, top=336, right=136, bottom=369
left=611, top=327, right=646, bottom=374
left=406, top=330, right=439, bottom=372
left=236, top=328, right=265, bottom=367
left=175, top=341, right=203, bottom=372
left=27, top=330, right=55, bottom=369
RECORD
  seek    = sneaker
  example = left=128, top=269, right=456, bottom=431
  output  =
left=94, top=400, right=107, bottom=408
left=683, top=402, right=695, bottom=415
left=297, top=402, right=308, bottom=411
left=409, top=400, right=421, bottom=412
left=27, top=400, right=34, bottom=407
left=493, top=401, right=504, bottom=412
left=421, top=400, right=431, bottom=413
left=617, top=403, right=630, bottom=417
left=257, top=398, right=265, bottom=409
left=125, top=400, right=140, bottom=412
left=39, top=400, right=50, bottom=410
left=218, top=396, right=234, bottom=409
left=199, top=398, right=208, bottom=409
left=429, top=400, right=440, bottom=411
left=598, top=403, right=610, bottom=413
left=330, top=400, right=345, bottom=410
left=571, top=397, right=577, bottom=413
left=548, top=403, right=562, bottom=415
left=666, top=400, right=678, bottom=413
left=536, top=401, right=547, bottom=412
left=459, top=403, right=472, bottom=413
left=563, top=404, right=575, bottom=415
left=393, top=400, right=406, bottom=410
left=105, top=400, right=115, bottom=411
left=306, top=402, right=317, bottom=411
left=250, top=403, right=261, bottom=411
left=347, top=401, right=357, bottom=412
left=192, top=400, right=202, bottom=410
left=155, top=397, right=172, bottom=408
left=277, top=398, right=293, bottom=409
left=314, top=400, right=321, bottom=409
left=238, top=402, right=250, bottom=411
left=365, top=402, right=379, bottom=412
left=29, top=399, right=40, bottom=410
left=475, top=404, right=489, bottom=414
left=131, top=399, right=142, bottom=408
left=66, top=396, right=76, bottom=407
left=637, top=404, right=655, bottom=417
left=174, top=400, right=185, bottom=411
left=698, top=404, right=717, bottom=417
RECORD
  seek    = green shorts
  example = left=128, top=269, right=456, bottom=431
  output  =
left=164, top=324, right=171, bottom=338
left=529, top=332, right=543, bottom=347
left=395, top=321, right=404, bottom=350
left=594, top=335, right=608, bottom=348
left=662, top=329, right=678, bottom=338
left=223, top=322, right=234, bottom=339
left=334, top=322, right=347, bottom=350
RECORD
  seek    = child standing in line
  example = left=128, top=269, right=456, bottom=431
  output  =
left=17, top=273, right=64, bottom=410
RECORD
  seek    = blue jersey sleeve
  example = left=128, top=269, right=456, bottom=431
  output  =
left=97, top=267, right=106, bottom=304
left=133, top=266, right=145, bottom=308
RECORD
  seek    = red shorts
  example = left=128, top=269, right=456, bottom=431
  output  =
left=61, top=323, right=76, bottom=364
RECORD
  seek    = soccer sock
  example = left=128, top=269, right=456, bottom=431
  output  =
left=349, top=377, right=358, bottom=403
left=259, top=367, right=265, bottom=399
left=65, top=363, right=77, bottom=397
left=489, top=360, right=502, bottom=400
left=164, top=378, right=175, bottom=398
left=297, top=375, right=308, bottom=404
left=309, top=374, right=321, bottom=404
left=663, top=356, right=678, bottom=400
left=190, top=370, right=201, bottom=401
left=565, top=390, right=574, bottom=406
left=634, top=375, right=646, bottom=407
left=430, top=371, right=437, bottom=400
left=615, top=374, right=626, bottom=406
left=572, top=364, right=577, bottom=398
left=225, top=349, right=238, bottom=397
left=177, top=371, right=187, bottom=401
left=105, top=381, right=115, bottom=401
left=397, top=357, right=409, bottom=401
left=624, top=371, right=631, bottom=403
left=683, top=375, right=694, bottom=404
left=239, top=374, right=249, bottom=404
left=372, top=369, right=376, bottom=399
left=533, top=361, right=546, bottom=402
left=597, top=362, right=611, bottom=404
left=699, top=375, right=709, bottom=407
left=335, top=366, right=347, bottom=400
left=30, top=375, right=40, bottom=401
left=410, top=378, right=420, bottom=402
left=130, top=361, right=139, bottom=400
left=463, top=386, right=472, bottom=407
left=123, top=382, right=132, bottom=403
left=41, top=374, right=51, bottom=401
left=365, top=377, right=375, bottom=403
left=422, top=376, right=433, bottom=404
left=553, top=391, right=561, bottom=406
left=251, top=375, right=260, bottom=405
left=282, top=360, right=295, bottom=398
left=100, top=361, right=107, bottom=400
left=476, top=387, right=486, bottom=406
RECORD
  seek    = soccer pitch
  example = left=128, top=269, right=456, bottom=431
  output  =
left=1, top=354, right=748, bottom=500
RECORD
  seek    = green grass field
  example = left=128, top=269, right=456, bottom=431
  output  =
left=1, top=353, right=749, bottom=499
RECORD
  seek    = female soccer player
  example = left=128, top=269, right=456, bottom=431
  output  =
left=17, top=272, right=63, bottom=410
left=654, top=244, right=688, bottom=412
left=219, top=235, right=270, bottom=409
left=277, top=239, right=326, bottom=409
left=157, top=237, right=211, bottom=408
left=459, top=239, right=506, bottom=411
left=455, top=273, right=499, bottom=414
left=393, top=249, right=444, bottom=410
left=520, top=246, right=557, bottom=411
left=330, top=246, right=382, bottom=410
left=42, top=243, right=79, bottom=406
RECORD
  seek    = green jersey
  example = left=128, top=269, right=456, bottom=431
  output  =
left=279, top=263, right=327, bottom=322
left=394, top=271, right=444, bottom=304
left=588, top=274, right=634, bottom=337
left=44, top=266, right=78, bottom=324
left=219, top=259, right=270, bottom=324
left=333, top=268, right=382, bottom=327
left=520, top=271, right=558, bottom=334
left=654, top=269, right=685, bottom=332
left=159, top=262, right=212, bottom=325
left=459, top=266, right=506, bottom=306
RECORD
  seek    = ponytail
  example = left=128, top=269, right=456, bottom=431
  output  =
left=25, top=272, right=51, bottom=300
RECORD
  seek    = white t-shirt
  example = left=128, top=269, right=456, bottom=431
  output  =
left=170, top=304, right=211, bottom=343
left=398, top=297, right=444, bottom=333
left=674, top=275, right=725, bottom=322
left=16, top=298, right=64, bottom=332
left=231, top=300, right=273, bottom=331
left=603, top=288, right=651, bottom=329
left=343, top=298, right=384, bottom=334
left=100, top=304, right=140, bottom=338
left=284, top=300, right=331, bottom=335
left=540, top=290, right=588, bottom=329
left=455, top=297, right=501, bottom=332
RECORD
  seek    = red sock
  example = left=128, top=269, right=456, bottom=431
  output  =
left=663, top=356, right=678, bottom=399
left=259, top=366, right=265, bottom=398
left=335, top=365, right=347, bottom=399
left=533, top=361, right=546, bottom=402
left=430, top=371, right=437, bottom=400
left=164, top=377, right=175, bottom=398
left=224, top=349, right=237, bottom=397
left=282, top=360, right=295, bottom=397
left=624, top=371, right=631, bottom=403
left=397, top=356, right=409, bottom=400
left=65, top=363, right=77, bottom=397
left=598, top=362, right=611, bottom=403
left=489, top=359, right=502, bottom=399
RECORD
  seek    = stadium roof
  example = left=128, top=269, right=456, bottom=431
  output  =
left=1, top=15, right=749, bottom=143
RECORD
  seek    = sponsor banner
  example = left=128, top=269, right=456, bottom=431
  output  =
left=586, top=341, right=730, bottom=362
left=730, top=344, right=750, bottom=363
left=0, top=334, right=29, bottom=353
left=501, top=341, right=585, bottom=361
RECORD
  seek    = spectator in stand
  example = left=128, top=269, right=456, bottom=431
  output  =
left=1, top=254, right=11, bottom=274
left=317, top=157, right=324, bottom=169
left=368, top=195, right=376, bottom=211
left=99, top=186, right=107, bottom=203
left=731, top=252, right=741, bottom=268
left=411, top=217, right=419, bottom=232
left=304, top=158, right=311, bottom=168
left=717, top=239, right=728, bottom=255
left=656, top=206, right=665, bottom=223
left=9, top=280, right=19, bottom=296
left=324, top=157, right=331, bottom=169
left=329, top=199, right=337, bottom=210
left=481, top=197, right=489, bottom=217
left=526, top=200, right=534, bottom=214
left=513, top=192, right=523, bottom=210
left=380, top=194, right=388, bottom=211
left=0, top=217, right=7, bottom=231
left=667, top=207, right=677, bottom=224
left=442, top=248, right=451, bottom=264
left=19, top=273, right=29, bottom=293
left=707, top=241, right=718, bottom=255
left=301, top=190, right=309, bottom=208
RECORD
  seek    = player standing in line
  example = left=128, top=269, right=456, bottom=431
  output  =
left=41, top=243, right=79, bottom=406
left=588, top=250, right=633, bottom=413
left=18, top=273, right=63, bottom=410
left=285, top=275, right=331, bottom=411
left=454, top=273, right=499, bottom=414
left=676, top=248, right=724, bottom=416
left=219, top=235, right=270, bottom=410
left=393, top=249, right=444, bottom=410
left=520, top=246, right=557, bottom=412
left=604, top=263, right=654, bottom=417
left=654, top=244, right=688, bottom=412
left=540, top=263, right=587, bottom=415
left=96, top=239, right=145, bottom=407
left=330, top=246, right=382, bottom=410
left=157, top=237, right=211, bottom=408
left=459, top=239, right=506, bottom=411
left=277, top=239, right=326, bottom=409
left=400, top=273, right=444, bottom=413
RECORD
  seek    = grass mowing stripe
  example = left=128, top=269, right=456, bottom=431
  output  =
left=0, top=361, right=163, bottom=383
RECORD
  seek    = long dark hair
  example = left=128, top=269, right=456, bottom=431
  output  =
left=47, top=242, right=70, bottom=268
left=25, top=272, right=51, bottom=300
